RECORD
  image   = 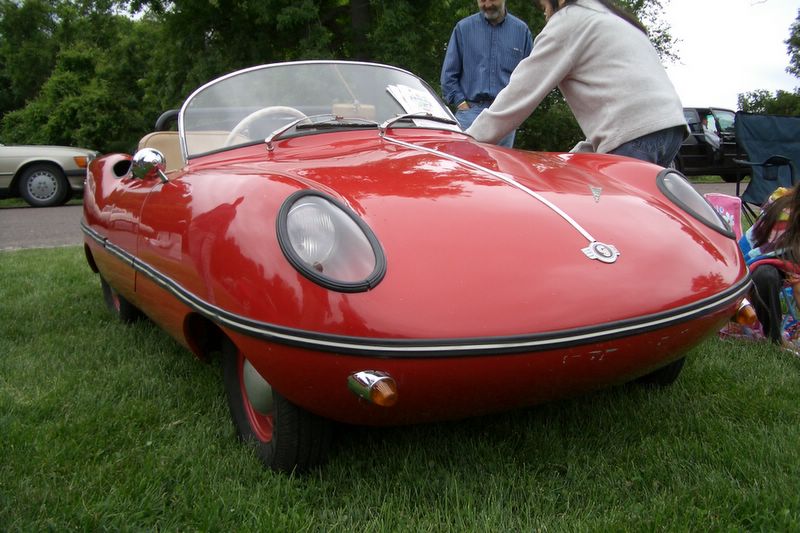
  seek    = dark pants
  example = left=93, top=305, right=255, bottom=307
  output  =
left=609, top=125, right=685, bottom=167
left=751, top=265, right=783, bottom=343
left=456, top=102, right=516, bottom=148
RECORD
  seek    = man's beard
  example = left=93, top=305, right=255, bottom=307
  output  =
left=481, top=6, right=503, bottom=22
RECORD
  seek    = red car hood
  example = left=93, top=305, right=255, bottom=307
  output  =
left=151, top=129, right=747, bottom=340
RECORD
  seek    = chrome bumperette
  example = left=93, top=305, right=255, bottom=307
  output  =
left=347, top=371, right=397, bottom=406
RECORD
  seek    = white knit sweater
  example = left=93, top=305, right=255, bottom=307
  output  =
left=465, top=0, right=686, bottom=153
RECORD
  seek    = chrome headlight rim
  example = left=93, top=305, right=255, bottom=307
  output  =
left=276, top=190, right=386, bottom=293
left=657, top=168, right=736, bottom=239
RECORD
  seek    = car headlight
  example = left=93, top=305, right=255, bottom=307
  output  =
left=277, top=191, right=386, bottom=292
left=657, top=169, right=735, bottom=238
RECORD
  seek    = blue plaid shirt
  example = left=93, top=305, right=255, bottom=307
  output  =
left=440, top=12, right=533, bottom=107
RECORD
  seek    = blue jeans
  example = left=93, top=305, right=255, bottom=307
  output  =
left=456, top=102, right=516, bottom=148
left=609, top=125, right=685, bottom=167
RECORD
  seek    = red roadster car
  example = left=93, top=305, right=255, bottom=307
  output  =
left=82, top=61, right=749, bottom=472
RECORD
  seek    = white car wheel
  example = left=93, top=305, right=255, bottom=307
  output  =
left=19, top=164, right=69, bottom=207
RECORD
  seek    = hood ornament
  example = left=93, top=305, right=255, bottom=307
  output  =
left=590, top=186, right=602, bottom=203
left=582, top=241, right=620, bottom=264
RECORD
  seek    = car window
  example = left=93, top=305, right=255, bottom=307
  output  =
left=682, top=108, right=703, bottom=134
left=711, top=109, right=736, bottom=133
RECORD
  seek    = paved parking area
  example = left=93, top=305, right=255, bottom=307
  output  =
left=0, top=204, right=83, bottom=251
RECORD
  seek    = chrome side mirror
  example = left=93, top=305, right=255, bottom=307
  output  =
left=132, top=148, right=169, bottom=183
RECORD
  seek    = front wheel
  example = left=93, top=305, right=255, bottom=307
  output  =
left=18, top=163, right=69, bottom=207
left=222, top=339, right=332, bottom=472
left=634, top=356, right=686, bottom=386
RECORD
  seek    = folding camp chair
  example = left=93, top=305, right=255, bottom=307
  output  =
left=735, top=155, right=797, bottom=223
left=735, top=112, right=800, bottom=225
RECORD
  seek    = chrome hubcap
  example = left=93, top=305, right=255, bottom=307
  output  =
left=243, top=358, right=273, bottom=414
left=27, top=171, right=58, bottom=201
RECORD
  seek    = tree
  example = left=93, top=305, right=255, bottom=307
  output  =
left=0, top=0, right=676, bottom=153
left=787, top=7, right=800, bottom=78
left=738, top=89, right=800, bottom=116
left=0, top=0, right=59, bottom=116
left=0, top=9, right=160, bottom=151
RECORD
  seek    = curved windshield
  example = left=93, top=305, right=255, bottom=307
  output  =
left=179, top=61, right=458, bottom=159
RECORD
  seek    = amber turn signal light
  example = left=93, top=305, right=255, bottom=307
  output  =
left=735, top=298, right=758, bottom=327
left=347, top=370, right=398, bottom=407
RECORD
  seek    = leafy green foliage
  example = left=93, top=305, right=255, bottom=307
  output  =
left=787, top=8, right=800, bottom=79
left=0, top=0, right=59, bottom=116
left=0, top=0, right=675, bottom=153
left=1, top=19, right=159, bottom=151
left=738, top=89, right=800, bottom=117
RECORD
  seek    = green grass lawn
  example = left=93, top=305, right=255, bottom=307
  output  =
left=689, top=175, right=749, bottom=184
left=1, top=247, right=799, bottom=530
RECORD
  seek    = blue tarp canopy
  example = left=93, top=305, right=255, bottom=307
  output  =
left=736, top=112, right=800, bottom=207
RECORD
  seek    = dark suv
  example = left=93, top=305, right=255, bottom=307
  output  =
left=673, top=107, right=749, bottom=183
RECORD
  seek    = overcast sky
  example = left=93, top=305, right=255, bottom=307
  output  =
left=662, top=0, right=798, bottom=110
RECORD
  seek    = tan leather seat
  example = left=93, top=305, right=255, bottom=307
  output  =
left=137, top=131, right=253, bottom=173
left=137, top=131, right=184, bottom=173
left=332, top=103, right=376, bottom=120
left=184, top=131, right=247, bottom=154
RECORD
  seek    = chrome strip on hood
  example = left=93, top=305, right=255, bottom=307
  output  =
left=380, top=132, right=597, bottom=244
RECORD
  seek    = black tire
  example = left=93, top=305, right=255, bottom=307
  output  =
left=58, top=188, right=74, bottom=205
left=18, top=163, right=69, bottom=207
left=100, top=277, right=142, bottom=323
left=222, top=339, right=332, bottom=472
left=634, top=356, right=686, bottom=386
left=721, top=174, right=741, bottom=183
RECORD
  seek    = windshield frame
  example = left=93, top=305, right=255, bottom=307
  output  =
left=177, top=60, right=458, bottom=161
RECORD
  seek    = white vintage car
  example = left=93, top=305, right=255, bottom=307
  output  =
left=0, top=143, right=98, bottom=207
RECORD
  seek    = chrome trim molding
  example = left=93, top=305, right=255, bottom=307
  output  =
left=381, top=133, right=597, bottom=243
left=657, top=168, right=736, bottom=239
left=275, top=190, right=387, bottom=293
left=82, top=220, right=750, bottom=358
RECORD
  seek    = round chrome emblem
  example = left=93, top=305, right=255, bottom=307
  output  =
left=582, top=241, right=620, bottom=264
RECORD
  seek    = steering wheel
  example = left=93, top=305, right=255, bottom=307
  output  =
left=224, top=106, right=308, bottom=146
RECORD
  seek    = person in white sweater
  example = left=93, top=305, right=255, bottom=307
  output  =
left=465, top=0, right=687, bottom=166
